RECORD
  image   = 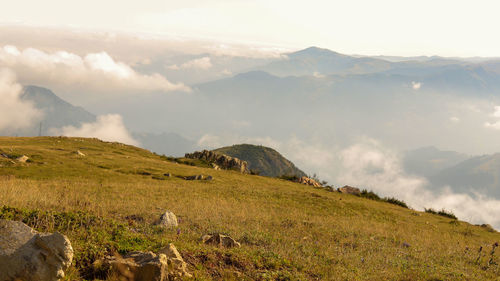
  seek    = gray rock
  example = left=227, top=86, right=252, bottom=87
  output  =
left=0, top=220, right=73, bottom=281
left=338, top=185, right=361, bottom=195
left=185, top=150, right=249, bottom=173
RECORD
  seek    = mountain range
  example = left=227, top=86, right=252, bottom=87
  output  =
left=4, top=46, right=500, bottom=199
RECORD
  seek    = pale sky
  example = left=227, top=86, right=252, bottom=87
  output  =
left=2, top=0, right=500, bottom=57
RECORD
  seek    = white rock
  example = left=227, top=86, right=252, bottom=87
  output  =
left=158, top=211, right=178, bottom=229
left=0, top=220, right=73, bottom=281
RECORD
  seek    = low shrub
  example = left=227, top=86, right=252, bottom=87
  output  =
left=359, top=189, right=381, bottom=201
left=382, top=197, right=409, bottom=209
left=425, top=208, right=457, bottom=220
left=356, top=190, right=408, bottom=208
left=278, top=175, right=300, bottom=182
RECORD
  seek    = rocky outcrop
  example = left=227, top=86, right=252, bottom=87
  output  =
left=202, top=233, right=241, bottom=248
left=185, top=150, right=249, bottom=173
left=157, top=211, right=178, bottom=229
left=184, top=174, right=213, bottom=181
left=338, top=185, right=361, bottom=195
left=158, top=244, right=191, bottom=279
left=0, top=219, right=73, bottom=281
left=103, top=244, right=191, bottom=281
left=295, top=176, right=322, bottom=187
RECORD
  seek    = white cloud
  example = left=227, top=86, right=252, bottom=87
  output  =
left=0, top=45, right=190, bottom=94
left=449, top=116, right=460, bottom=122
left=484, top=105, right=500, bottom=129
left=221, top=69, right=232, bottom=75
left=50, top=114, right=139, bottom=146
left=168, top=56, right=213, bottom=70
left=411, top=81, right=421, bottom=90
left=492, top=105, right=500, bottom=118
left=0, top=68, right=42, bottom=130
left=313, top=71, right=325, bottom=78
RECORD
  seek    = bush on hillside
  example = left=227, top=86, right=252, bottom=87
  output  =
left=425, top=208, right=457, bottom=220
left=357, top=190, right=408, bottom=208
left=278, top=175, right=300, bottom=181
left=382, top=197, right=409, bottom=208
left=359, top=189, right=381, bottom=201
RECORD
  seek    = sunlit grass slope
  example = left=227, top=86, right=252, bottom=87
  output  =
left=0, top=137, right=499, bottom=281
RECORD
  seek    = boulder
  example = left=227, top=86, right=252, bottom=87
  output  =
left=158, top=243, right=191, bottom=278
left=157, top=211, right=178, bottom=229
left=202, top=233, right=241, bottom=248
left=185, top=150, right=249, bottom=173
left=0, top=219, right=73, bottom=281
left=76, top=150, right=86, bottom=157
left=338, top=185, right=361, bottom=195
left=16, top=155, right=29, bottom=163
left=295, top=176, right=322, bottom=187
left=104, top=246, right=191, bottom=281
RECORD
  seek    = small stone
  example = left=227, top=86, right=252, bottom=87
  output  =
left=185, top=175, right=204, bottom=180
left=157, top=211, right=178, bottom=229
left=202, top=233, right=241, bottom=248
left=16, top=155, right=29, bottom=163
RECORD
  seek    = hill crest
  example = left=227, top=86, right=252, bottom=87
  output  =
left=213, top=143, right=307, bottom=177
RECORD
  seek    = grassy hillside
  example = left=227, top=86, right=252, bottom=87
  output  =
left=213, top=144, right=307, bottom=178
left=0, top=137, right=499, bottom=280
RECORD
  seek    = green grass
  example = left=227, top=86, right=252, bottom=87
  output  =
left=0, top=137, right=499, bottom=280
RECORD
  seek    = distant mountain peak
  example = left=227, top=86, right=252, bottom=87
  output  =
left=234, top=70, right=276, bottom=80
left=290, top=46, right=345, bottom=58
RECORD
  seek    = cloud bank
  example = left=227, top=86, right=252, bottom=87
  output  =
left=169, top=57, right=213, bottom=70
left=50, top=114, right=139, bottom=146
left=484, top=105, right=500, bottom=129
left=0, top=45, right=190, bottom=94
left=0, top=68, right=42, bottom=131
left=337, top=139, right=500, bottom=229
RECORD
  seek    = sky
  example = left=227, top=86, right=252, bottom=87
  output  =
left=2, top=0, right=500, bottom=57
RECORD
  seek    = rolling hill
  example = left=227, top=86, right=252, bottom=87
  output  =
left=0, top=137, right=499, bottom=280
left=213, top=144, right=307, bottom=177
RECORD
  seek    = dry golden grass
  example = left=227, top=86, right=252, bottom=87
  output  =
left=0, top=137, right=499, bottom=280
